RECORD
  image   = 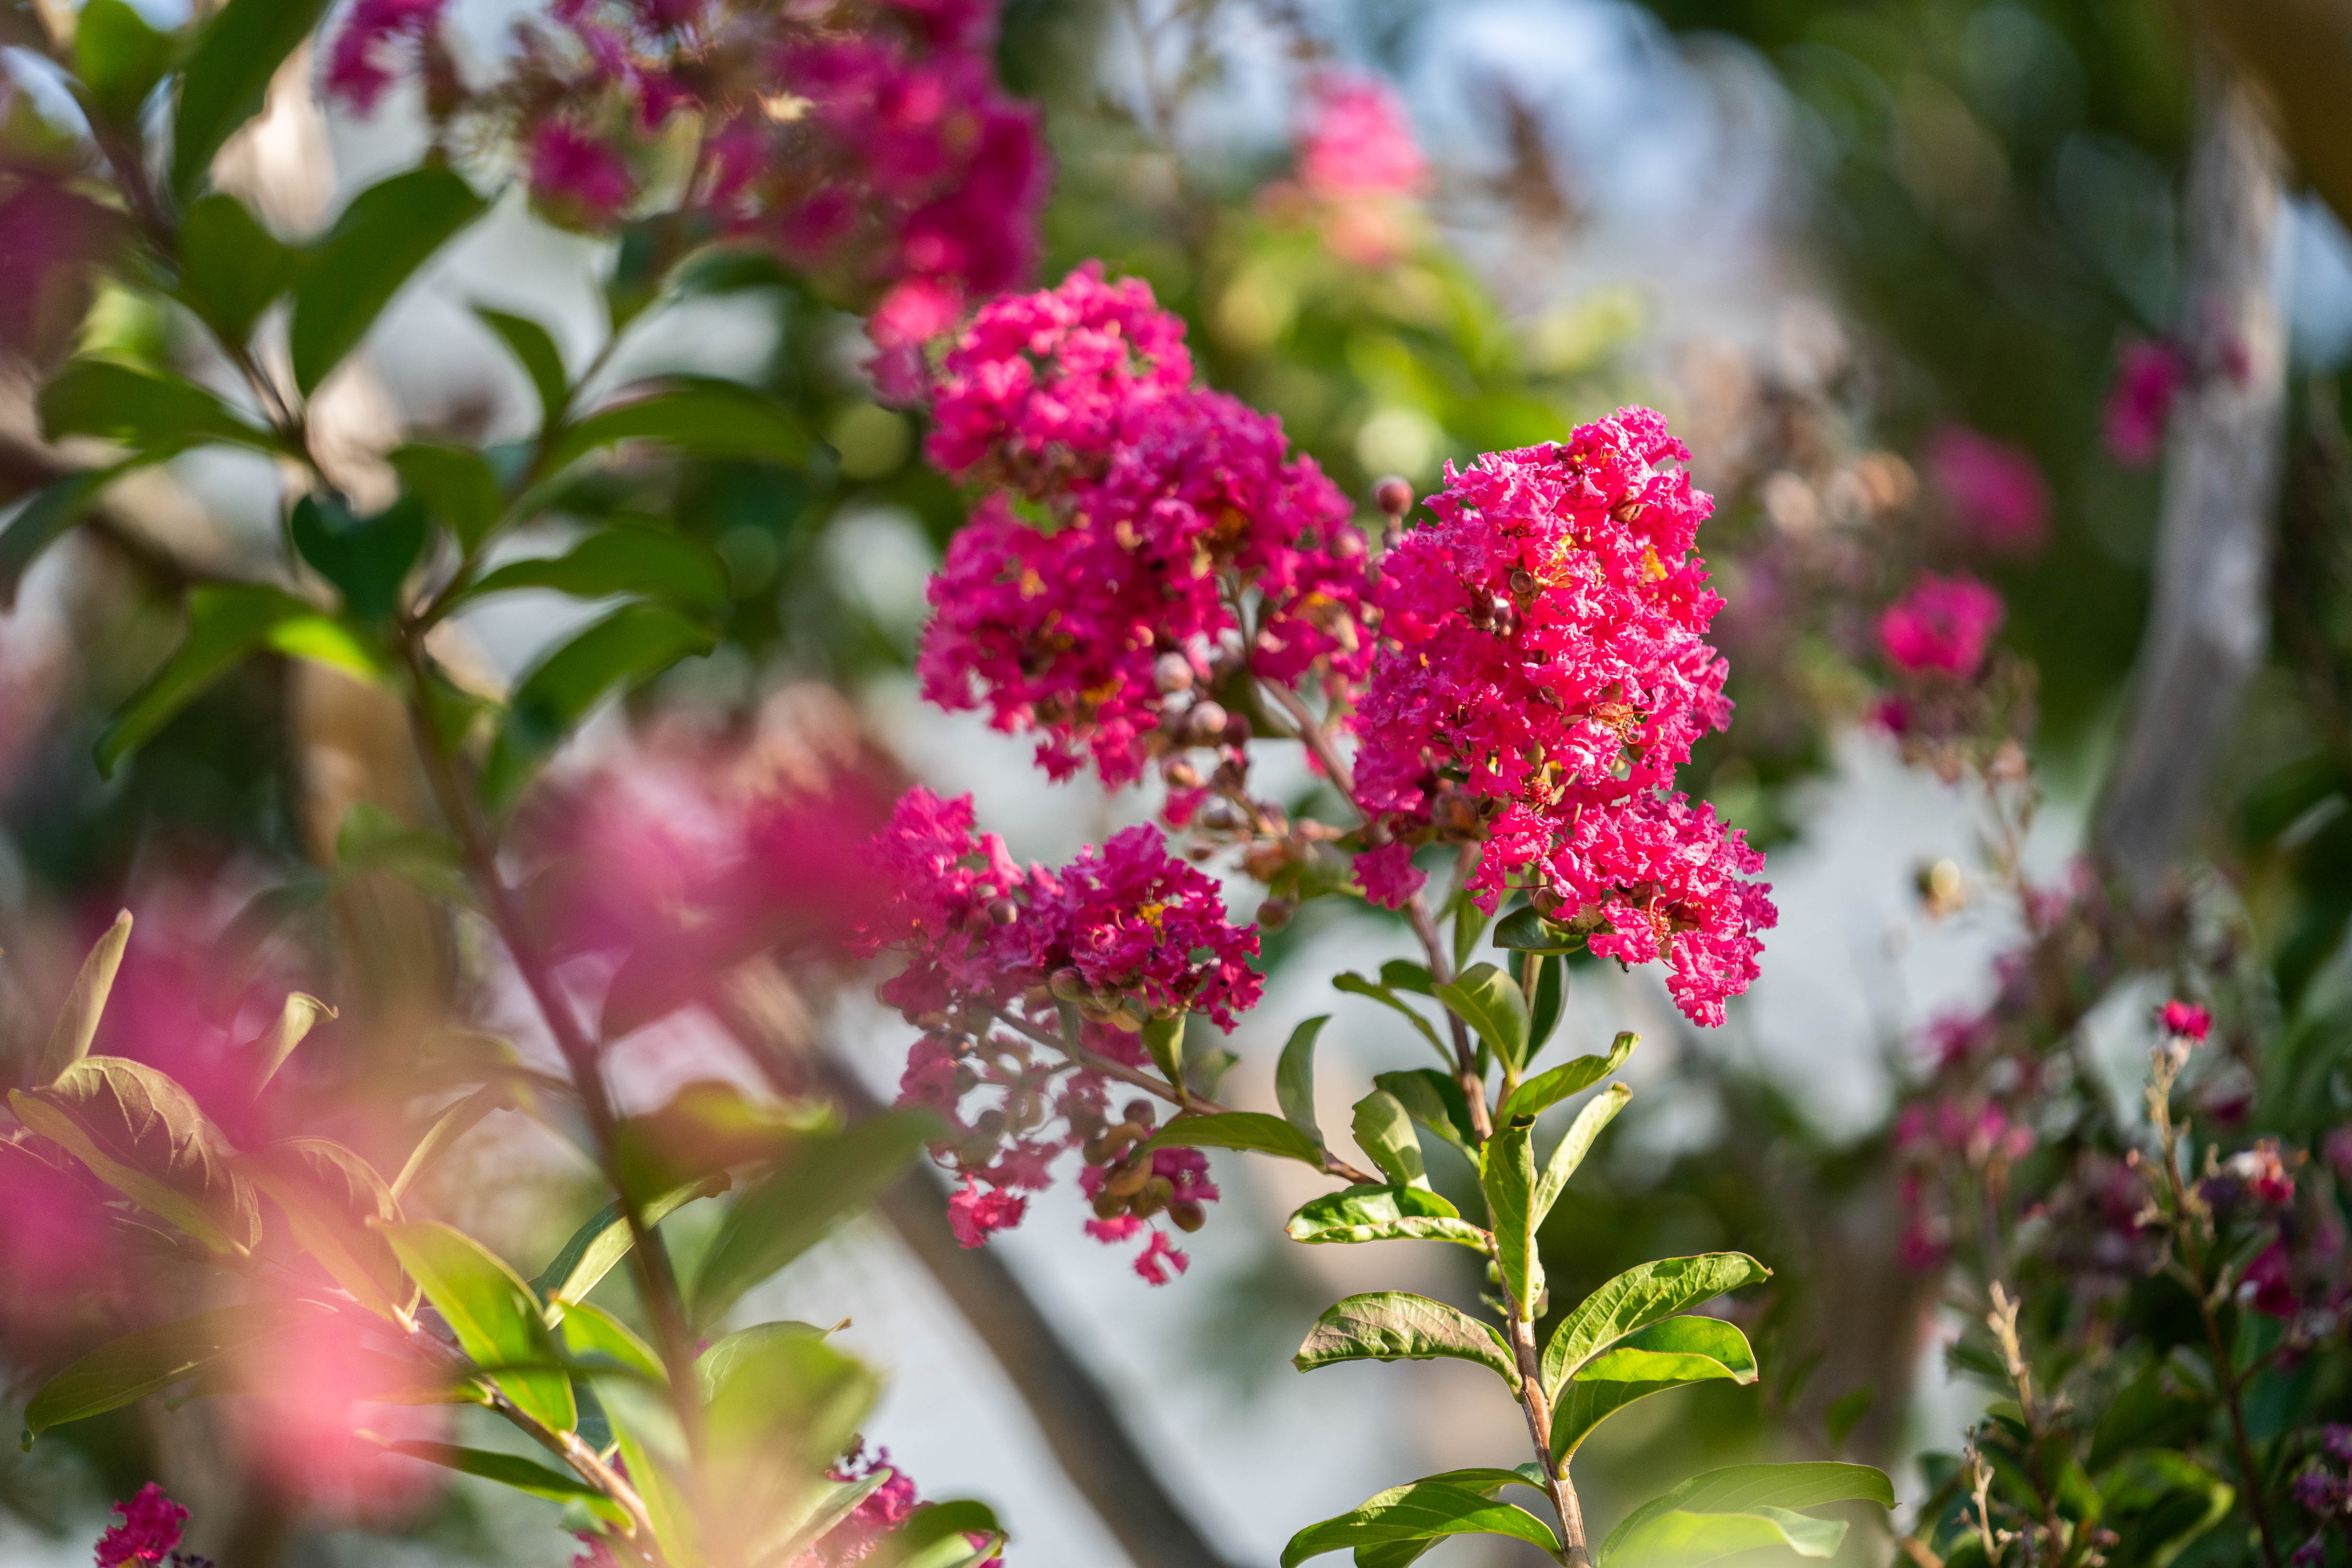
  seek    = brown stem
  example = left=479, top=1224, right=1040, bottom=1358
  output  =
left=392, top=632, right=705, bottom=1478
left=1504, top=1302, right=1585, bottom=1565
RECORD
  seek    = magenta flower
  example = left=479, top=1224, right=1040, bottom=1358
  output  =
left=322, top=0, right=449, bottom=114
left=528, top=121, right=635, bottom=226
left=1298, top=71, right=1426, bottom=201
left=94, top=1484, right=187, bottom=1568
left=1349, top=410, right=1774, bottom=1026
left=2159, top=998, right=2211, bottom=1043
left=1878, top=572, right=2002, bottom=679
left=1927, top=424, right=2049, bottom=557
left=2104, top=338, right=2186, bottom=468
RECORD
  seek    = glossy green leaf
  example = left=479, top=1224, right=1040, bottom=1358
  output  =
left=531, top=1176, right=723, bottom=1309
left=475, top=307, right=570, bottom=424
left=556, top=1304, right=698, bottom=1565
left=1140, top=1013, right=1185, bottom=1093
left=1435, top=963, right=1529, bottom=1069
left=73, top=0, right=175, bottom=123
left=1371, top=1068, right=1475, bottom=1158
left=1293, top=1291, right=1519, bottom=1390
left=1599, top=1507, right=1846, bottom=1566
left=1493, top=905, right=1580, bottom=954
left=1450, top=896, right=1491, bottom=974
left=1480, top=1119, right=1543, bottom=1314
left=291, top=493, right=427, bottom=622
left=1280, top=1480, right=1559, bottom=1567
left=546, top=379, right=812, bottom=474
left=1142, top=1110, right=1326, bottom=1169
left=1595, top=1463, right=1894, bottom=1567
left=1348, top=1472, right=1551, bottom=1568
left=1540, top=1253, right=1771, bottom=1399
left=1284, top=1183, right=1490, bottom=1250
left=38, top=360, right=279, bottom=455
left=879, top=1500, right=1006, bottom=1567
left=96, top=584, right=388, bottom=777
left=21, top=1301, right=332, bottom=1445
left=244, top=992, right=334, bottom=1092
left=170, top=0, right=334, bottom=197
left=1275, top=1014, right=1329, bottom=1146
left=238, top=1137, right=409, bottom=1319
left=465, top=527, right=732, bottom=616
left=1498, top=1032, right=1638, bottom=1122
left=1551, top=1315, right=1758, bottom=1461
left=690, top=1111, right=937, bottom=1328
left=1351, top=1089, right=1426, bottom=1188
left=176, top=194, right=305, bottom=347
left=388, top=442, right=506, bottom=553
left=1530, top=1081, right=1630, bottom=1219
left=378, top=1440, right=621, bottom=1519
left=10, top=1057, right=254, bottom=1253
left=483, top=603, right=714, bottom=808
left=34, top=908, right=131, bottom=1084
left=1522, top=951, right=1565, bottom=1057
left=1377, top=960, right=1435, bottom=996
left=381, top=1220, right=576, bottom=1433
left=0, top=465, right=133, bottom=610
left=1332, top=971, right=1447, bottom=1060
left=289, top=167, right=488, bottom=393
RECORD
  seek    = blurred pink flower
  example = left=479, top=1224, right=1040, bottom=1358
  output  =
left=94, top=1484, right=186, bottom=1568
left=1298, top=72, right=1426, bottom=200
left=529, top=121, right=635, bottom=223
left=2104, top=338, right=2186, bottom=468
left=323, top=0, right=449, bottom=114
left=2159, top=998, right=2211, bottom=1043
left=1928, top=424, right=2049, bottom=557
left=1878, top=572, right=2002, bottom=679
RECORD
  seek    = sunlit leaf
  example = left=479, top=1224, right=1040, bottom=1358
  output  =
left=1351, top=1089, right=1426, bottom=1188
left=381, top=1220, right=576, bottom=1434
left=1280, top=1480, right=1559, bottom=1567
left=1292, top=1291, right=1520, bottom=1390
left=9, top=1057, right=255, bottom=1253
left=1498, top=1032, right=1637, bottom=1122
left=1142, top=1110, right=1326, bottom=1169
left=33, top=908, right=131, bottom=1085
left=377, top=1440, right=623, bottom=1520
left=1276, top=1014, right=1329, bottom=1146
left=1551, top=1315, right=1758, bottom=1461
left=238, top=1137, right=408, bottom=1319
left=531, top=1176, right=724, bottom=1309
left=1284, top=1184, right=1490, bottom=1250
left=463, top=527, right=732, bottom=616
left=1540, top=1253, right=1770, bottom=1399
left=1479, top=1118, right=1542, bottom=1314
left=1435, top=963, right=1529, bottom=1069
left=1595, top=1463, right=1894, bottom=1567
left=1371, top=1068, right=1475, bottom=1158
left=1333, top=972, right=1447, bottom=1061
left=243, top=992, right=335, bottom=1092
left=1530, top=1082, right=1630, bottom=1220
left=289, top=167, right=487, bottom=393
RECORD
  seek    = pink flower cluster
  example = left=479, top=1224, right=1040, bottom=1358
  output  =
left=1297, top=72, right=1427, bottom=201
left=2105, top=338, right=2185, bottom=468
left=1877, top=572, right=2002, bottom=680
left=2159, top=998, right=2212, bottom=1043
left=94, top=1485, right=195, bottom=1568
left=1927, top=424, right=2049, bottom=558
left=325, top=0, right=1044, bottom=325
left=788, top=1442, right=919, bottom=1566
left=916, top=266, right=1373, bottom=785
left=1348, top=410, right=1776, bottom=1026
left=862, top=789, right=1259, bottom=1277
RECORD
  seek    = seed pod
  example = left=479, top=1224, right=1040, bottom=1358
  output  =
left=1123, top=1099, right=1157, bottom=1127
left=988, top=897, right=1019, bottom=925
left=1162, top=758, right=1202, bottom=790
left=1080, top=1134, right=1112, bottom=1165
left=1489, top=596, right=1518, bottom=636
left=1092, top=1187, right=1130, bottom=1220
left=973, top=1108, right=1005, bottom=1140
left=1198, top=798, right=1243, bottom=832
left=1131, top=1176, right=1174, bottom=1218
left=1186, top=700, right=1228, bottom=745
left=1048, top=967, right=1088, bottom=1001
left=952, top=1064, right=980, bottom=1095
left=1154, top=652, right=1195, bottom=693
left=1257, top=896, right=1296, bottom=931
left=1169, top=1200, right=1207, bottom=1233
left=1105, top=1158, right=1153, bottom=1199
left=1373, top=476, right=1413, bottom=517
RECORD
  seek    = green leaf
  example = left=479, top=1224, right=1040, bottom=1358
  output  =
left=1598, top=1507, right=1846, bottom=1566
left=700, top=1327, right=878, bottom=1558
left=388, top=442, right=506, bottom=554
left=1275, top=1014, right=1329, bottom=1146
left=1351, top=1089, right=1425, bottom=1188
left=21, top=1301, right=332, bottom=1445
left=464, top=527, right=732, bottom=617
left=1280, top=1480, right=1560, bottom=1567
left=38, top=360, right=279, bottom=455
left=546, top=379, right=813, bottom=474
left=475, top=307, right=571, bottom=425
left=176, top=194, right=306, bottom=347
left=1142, top=1110, right=1326, bottom=1169
left=377, top=1440, right=621, bottom=1519
left=1333, top=971, right=1447, bottom=1060
left=1293, top=1291, right=1520, bottom=1390
left=1140, top=1013, right=1185, bottom=1094
left=1595, top=1463, right=1894, bottom=1567
left=34, top=908, right=132, bottom=1084
left=483, top=603, right=714, bottom=809
left=879, top=1501, right=1006, bottom=1567
left=1530, top=1081, right=1631, bottom=1219
left=392, top=1082, right=508, bottom=1201
left=1494, top=905, right=1580, bottom=954
left=239, top=1137, right=409, bottom=1319
left=1435, top=963, right=1529, bottom=1070
left=73, top=0, right=175, bottom=124
left=1551, top=1315, right=1758, bottom=1461
left=531, top=1176, right=723, bottom=1309
left=170, top=0, right=334, bottom=197
left=555, top=1304, right=699, bottom=1565
left=334, top=802, right=468, bottom=902
left=1522, top=951, right=1565, bottom=1057
left=1541, top=1254, right=1771, bottom=1400
left=241, top=992, right=333, bottom=1092
left=0, top=465, right=134, bottom=610
left=1499, top=1032, right=1638, bottom=1122
left=1480, top=1118, right=1543, bottom=1313
left=1284, top=1184, right=1490, bottom=1250
left=1378, top=960, right=1435, bottom=996
left=96, top=583, right=389, bottom=777
left=291, top=492, right=427, bottom=623
left=1371, top=1068, right=1475, bottom=1158
left=690, top=1111, right=937, bottom=1329
left=9, top=1057, right=255, bottom=1253
left=381, top=1220, right=576, bottom=1434
left=289, top=166, right=488, bottom=394
left=1824, top=1387, right=1874, bottom=1450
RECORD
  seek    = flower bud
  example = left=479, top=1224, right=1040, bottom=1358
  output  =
left=987, top=896, right=1019, bottom=925
left=1186, top=700, right=1228, bottom=745
left=1092, top=1187, right=1129, bottom=1220
left=1373, top=476, right=1413, bottom=517
left=1154, top=652, right=1195, bottom=693
left=1198, top=797, right=1243, bottom=832
left=1169, top=1200, right=1207, bottom=1232
left=1048, top=967, right=1088, bottom=1001
left=973, top=1108, right=1006, bottom=1140
left=1162, top=757, right=1201, bottom=789
left=1509, top=567, right=1535, bottom=597
left=953, top=1064, right=979, bottom=1095
left=1257, top=896, right=1296, bottom=931
left=1489, top=596, right=1518, bottom=636
left=1123, top=1100, right=1158, bottom=1127
left=1222, top=712, right=1252, bottom=746
left=1104, top=1158, right=1153, bottom=1199
left=1131, top=1176, right=1174, bottom=1218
